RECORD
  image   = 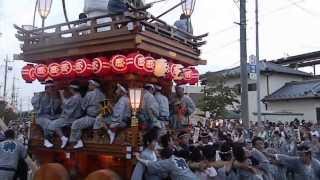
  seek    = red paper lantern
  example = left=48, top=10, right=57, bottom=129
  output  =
left=126, top=53, right=145, bottom=74
left=189, top=67, right=199, bottom=85
left=74, top=58, right=93, bottom=77
left=143, top=56, right=155, bottom=75
left=48, top=63, right=61, bottom=80
left=175, top=67, right=192, bottom=84
left=35, top=64, right=49, bottom=81
left=21, top=64, right=36, bottom=83
left=93, top=57, right=111, bottom=76
left=60, top=60, right=76, bottom=78
left=111, top=54, right=127, bottom=74
left=166, top=63, right=184, bottom=81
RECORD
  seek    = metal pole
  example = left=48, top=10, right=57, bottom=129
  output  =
left=33, top=0, right=39, bottom=28
left=41, top=18, right=45, bottom=30
left=62, top=0, right=71, bottom=29
left=3, top=55, right=8, bottom=98
left=255, top=0, right=262, bottom=124
left=155, top=0, right=186, bottom=20
left=240, top=0, right=249, bottom=128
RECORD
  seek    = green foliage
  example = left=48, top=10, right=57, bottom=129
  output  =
left=198, top=82, right=239, bottom=119
left=0, top=100, right=18, bottom=125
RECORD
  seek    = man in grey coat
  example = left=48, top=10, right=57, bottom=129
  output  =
left=140, top=84, right=161, bottom=129
left=170, top=85, right=196, bottom=129
left=135, top=148, right=197, bottom=180
left=31, top=81, right=61, bottom=148
left=69, top=80, right=105, bottom=149
left=94, top=83, right=131, bottom=144
left=47, top=84, right=83, bottom=148
left=154, top=85, right=169, bottom=122
left=0, top=130, right=27, bottom=180
left=174, top=14, right=193, bottom=38
left=131, top=127, right=162, bottom=180
left=268, top=145, right=320, bottom=180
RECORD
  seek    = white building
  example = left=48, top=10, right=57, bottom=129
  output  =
left=263, top=79, right=320, bottom=123
left=210, top=61, right=313, bottom=122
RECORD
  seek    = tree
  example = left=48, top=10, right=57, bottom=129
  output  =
left=198, top=82, right=239, bottom=119
left=0, top=100, right=18, bottom=125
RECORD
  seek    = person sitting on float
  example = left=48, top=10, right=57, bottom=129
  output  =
left=94, top=83, right=131, bottom=144
left=46, top=83, right=83, bottom=148
left=174, top=13, right=193, bottom=39
left=108, top=0, right=145, bottom=14
left=69, top=79, right=106, bottom=149
left=154, top=85, right=169, bottom=123
left=31, top=80, right=62, bottom=148
left=139, top=84, right=162, bottom=129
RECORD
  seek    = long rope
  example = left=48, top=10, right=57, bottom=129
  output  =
left=62, top=0, right=71, bottom=29
left=32, top=0, right=39, bottom=28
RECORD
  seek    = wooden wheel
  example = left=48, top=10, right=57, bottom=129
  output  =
left=34, top=163, right=69, bottom=180
left=85, top=169, right=121, bottom=180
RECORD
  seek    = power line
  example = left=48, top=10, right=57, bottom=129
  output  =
left=233, top=0, right=240, bottom=9
left=286, top=0, right=319, bottom=16
left=209, top=0, right=307, bottom=39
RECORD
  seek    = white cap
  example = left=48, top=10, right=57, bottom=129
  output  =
left=117, top=83, right=127, bottom=93
left=88, top=80, right=100, bottom=87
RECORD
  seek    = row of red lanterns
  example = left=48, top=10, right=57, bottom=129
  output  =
left=21, top=53, right=199, bottom=85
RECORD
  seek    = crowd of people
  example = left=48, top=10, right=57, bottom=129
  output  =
left=131, top=119, right=320, bottom=180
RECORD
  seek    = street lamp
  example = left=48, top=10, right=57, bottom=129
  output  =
left=181, top=0, right=196, bottom=17
left=181, top=0, right=196, bottom=34
left=129, top=88, right=143, bottom=127
left=38, top=0, right=53, bottom=29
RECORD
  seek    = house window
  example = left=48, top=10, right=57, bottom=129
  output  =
left=316, top=108, right=320, bottom=123
left=234, top=83, right=257, bottom=93
left=248, top=83, right=257, bottom=91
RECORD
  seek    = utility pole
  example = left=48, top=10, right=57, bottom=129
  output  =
left=255, top=0, right=262, bottom=124
left=11, top=77, right=17, bottom=106
left=240, top=0, right=249, bottom=128
left=3, top=55, right=9, bottom=98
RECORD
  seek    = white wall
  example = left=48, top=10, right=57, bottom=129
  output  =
left=266, top=99, right=320, bottom=123
left=223, top=73, right=305, bottom=121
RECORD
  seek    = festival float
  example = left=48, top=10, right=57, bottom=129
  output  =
left=15, top=0, right=207, bottom=179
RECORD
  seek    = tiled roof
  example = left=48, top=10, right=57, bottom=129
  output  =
left=215, top=61, right=312, bottom=77
left=263, top=79, right=320, bottom=101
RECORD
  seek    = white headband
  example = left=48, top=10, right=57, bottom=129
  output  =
left=89, top=80, right=100, bottom=87
left=117, top=83, right=127, bottom=93
left=45, top=83, right=54, bottom=87
left=69, top=85, right=80, bottom=89
left=144, top=84, right=154, bottom=89
left=155, top=85, right=162, bottom=91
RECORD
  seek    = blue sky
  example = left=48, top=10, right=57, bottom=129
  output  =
left=1, top=0, right=320, bottom=110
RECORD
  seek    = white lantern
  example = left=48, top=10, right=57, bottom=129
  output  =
left=38, top=0, right=53, bottom=18
left=129, top=88, right=143, bottom=114
left=153, top=58, right=168, bottom=77
left=181, top=0, right=196, bottom=17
